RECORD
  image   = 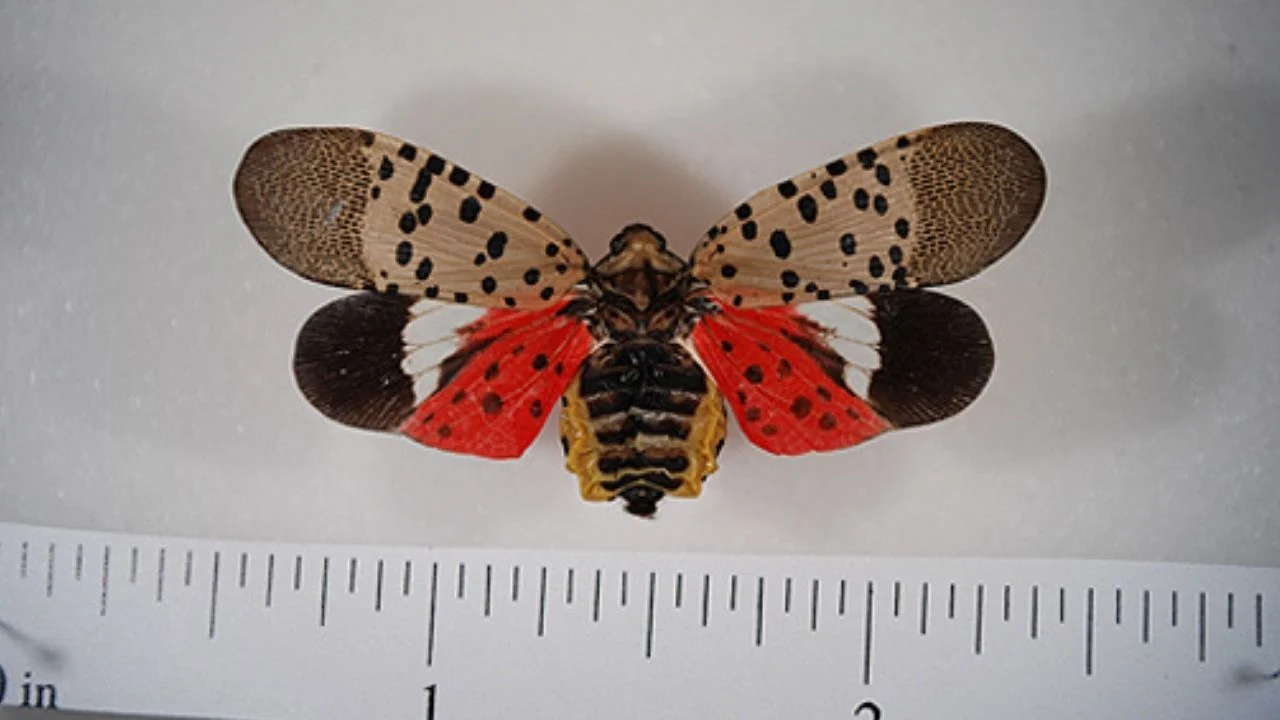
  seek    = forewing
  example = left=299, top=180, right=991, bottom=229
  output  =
left=234, top=127, right=587, bottom=308
left=689, top=289, right=994, bottom=455
left=400, top=299, right=594, bottom=459
left=690, top=122, right=1046, bottom=307
left=292, top=292, right=593, bottom=459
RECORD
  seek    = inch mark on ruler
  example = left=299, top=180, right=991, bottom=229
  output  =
left=426, top=562, right=439, bottom=666
left=862, top=581, right=875, bottom=686
left=75, top=543, right=83, bottom=582
left=1197, top=592, right=1207, bottom=663
left=1142, top=589, right=1151, bottom=643
left=1256, top=593, right=1264, bottom=648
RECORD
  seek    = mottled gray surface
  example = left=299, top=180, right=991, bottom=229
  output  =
left=2, top=0, right=1278, bottom=618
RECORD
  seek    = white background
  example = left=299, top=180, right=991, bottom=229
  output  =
left=3, top=0, right=1279, bottom=574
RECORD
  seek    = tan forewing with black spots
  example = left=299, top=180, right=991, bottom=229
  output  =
left=689, top=122, right=1046, bottom=308
left=234, top=127, right=588, bottom=308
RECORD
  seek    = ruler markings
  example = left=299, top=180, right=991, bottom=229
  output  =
left=19, top=541, right=28, bottom=578
left=1058, top=587, right=1065, bottom=624
left=1115, top=588, right=1122, bottom=625
left=456, top=562, right=466, bottom=601
left=45, top=542, right=55, bottom=598
left=349, top=558, right=358, bottom=595
left=376, top=559, right=385, bottom=612
left=784, top=577, right=792, bottom=614
left=920, top=582, right=930, bottom=635
left=156, top=547, right=166, bottom=603
left=129, top=546, right=138, bottom=585
left=185, top=550, right=194, bottom=587
left=403, top=560, right=413, bottom=597
left=1227, top=591, right=1234, bottom=629
left=1085, top=587, right=1095, bottom=677
left=566, top=567, right=575, bottom=606
left=730, top=574, right=738, bottom=612
left=1003, top=584, right=1011, bottom=623
left=645, top=571, right=656, bottom=658
left=754, top=577, right=765, bottom=647
left=209, top=551, right=221, bottom=639
left=238, top=552, right=248, bottom=590
left=810, top=579, right=820, bottom=632
left=592, top=569, right=602, bottom=622
left=673, top=571, right=682, bottom=609
left=1255, top=593, right=1263, bottom=648
left=1197, top=592, right=1206, bottom=663
left=893, top=580, right=901, bottom=618
left=1172, top=590, right=1179, bottom=628
left=862, top=581, right=874, bottom=686
left=75, top=543, right=84, bottom=581
left=839, top=579, right=847, bottom=617
left=620, top=570, right=629, bottom=607
left=948, top=582, right=956, bottom=620
left=99, top=545, right=110, bottom=617
left=427, top=562, right=439, bottom=665
left=974, top=584, right=985, bottom=656
left=537, top=566, right=548, bottom=638
left=265, top=553, right=275, bottom=608
left=483, top=564, right=492, bottom=617
left=1031, top=584, right=1040, bottom=639
left=291, top=555, right=301, bottom=591
left=701, top=573, right=711, bottom=627
left=319, top=556, right=330, bottom=627
left=511, top=565, right=520, bottom=603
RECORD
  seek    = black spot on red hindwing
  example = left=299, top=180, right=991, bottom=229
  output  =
left=816, top=386, right=833, bottom=402
left=532, top=354, right=549, bottom=371
left=761, top=424, right=779, bottom=436
left=777, top=358, right=793, bottom=378
left=790, top=396, right=811, bottom=419
left=720, top=340, right=734, bottom=353
left=530, top=399, right=543, bottom=418
left=437, top=425, right=452, bottom=438
left=745, top=407, right=761, bottom=422
left=481, top=392, right=503, bottom=415
left=484, top=362, right=500, bottom=381
left=744, top=365, right=764, bottom=384
left=819, top=412, right=838, bottom=430
left=451, top=389, right=467, bottom=404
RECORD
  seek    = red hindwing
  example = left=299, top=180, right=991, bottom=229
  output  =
left=401, top=299, right=593, bottom=459
left=690, top=302, right=890, bottom=455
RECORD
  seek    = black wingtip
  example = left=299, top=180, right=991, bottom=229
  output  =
left=867, top=289, right=995, bottom=428
left=293, top=291, right=418, bottom=432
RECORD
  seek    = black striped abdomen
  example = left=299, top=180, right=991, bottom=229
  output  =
left=560, top=341, right=726, bottom=517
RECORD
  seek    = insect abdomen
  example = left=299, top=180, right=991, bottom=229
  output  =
left=560, top=341, right=726, bottom=517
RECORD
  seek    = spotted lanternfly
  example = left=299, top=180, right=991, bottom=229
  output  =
left=234, top=123, right=1046, bottom=518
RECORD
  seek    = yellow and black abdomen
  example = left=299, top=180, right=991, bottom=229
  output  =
left=559, top=340, right=726, bottom=517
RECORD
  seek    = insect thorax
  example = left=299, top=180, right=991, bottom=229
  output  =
left=558, top=224, right=726, bottom=517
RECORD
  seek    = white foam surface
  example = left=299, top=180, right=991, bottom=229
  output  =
left=2, top=1, right=1278, bottom=574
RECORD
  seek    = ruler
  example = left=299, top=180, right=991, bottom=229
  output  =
left=0, top=522, right=1277, bottom=719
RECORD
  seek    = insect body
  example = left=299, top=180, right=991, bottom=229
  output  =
left=234, top=123, right=1046, bottom=517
